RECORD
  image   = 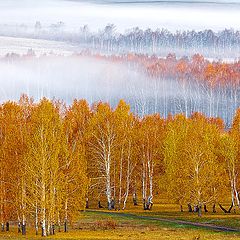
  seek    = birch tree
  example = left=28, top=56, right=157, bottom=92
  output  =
left=137, top=114, right=165, bottom=210
left=62, top=99, right=90, bottom=231
left=87, top=103, right=116, bottom=209
left=26, top=99, right=63, bottom=236
left=114, top=100, right=136, bottom=210
left=185, top=113, right=220, bottom=216
left=163, top=114, right=190, bottom=211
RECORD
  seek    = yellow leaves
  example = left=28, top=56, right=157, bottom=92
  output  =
left=1, top=95, right=240, bottom=225
left=163, top=114, right=190, bottom=203
left=163, top=112, right=223, bottom=205
left=64, top=99, right=91, bottom=137
left=0, top=100, right=31, bottom=222
left=63, top=99, right=90, bottom=216
left=231, top=109, right=240, bottom=136
left=115, top=100, right=131, bottom=117
left=88, top=103, right=115, bottom=142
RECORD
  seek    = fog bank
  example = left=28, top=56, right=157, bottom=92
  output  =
left=1, top=0, right=240, bottom=32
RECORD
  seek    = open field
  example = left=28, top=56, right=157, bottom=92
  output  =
left=0, top=36, right=80, bottom=56
left=1, top=204, right=240, bottom=239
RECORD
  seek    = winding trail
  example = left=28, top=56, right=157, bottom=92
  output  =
left=87, top=210, right=240, bottom=233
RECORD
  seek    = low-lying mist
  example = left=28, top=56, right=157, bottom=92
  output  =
left=0, top=55, right=238, bottom=126
left=0, top=56, right=180, bottom=104
left=0, top=55, right=192, bottom=115
left=0, top=56, right=130, bottom=103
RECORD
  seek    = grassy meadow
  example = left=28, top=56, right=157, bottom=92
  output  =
left=1, top=204, right=240, bottom=240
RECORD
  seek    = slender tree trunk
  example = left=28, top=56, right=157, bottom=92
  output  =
left=142, top=159, right=147, bottom=210
left=64, top=198, right=68, bottom=232
left=231, top=179, right=236, bottom=213
left=180, top=205, right=183, bottom=212
left=233, top=177, right=240, bottom=208
left=6, top=222, right=9, bottom=231
left=41, top=211, right=46, bottom=236
left=204, top=204, right=208, bottom=213
left=133, top=193, right=138, bottom=206
left=21, top=181, right=27, bottom=235
left=123, top=144, right=131, bottom=210
left=41, top=182, right=46, bottom=237
left=123, top=165, right=130, bottom=210
left=52, top=224, right=55, bottom=235
left=113, top=155, right=116, bottom=209
left=22, top=218, right=26, bottom=235
left=142, top=160, right=146, bottom=210
left=118, top=148, right=123, bottom=210
left=212, top=204, right=216, bottom=213
left=148, top=156, right=154, bottom=202
left=1, top=176, right=5, bottom=232
left=188, top=204, right=193, bottom=212
left=64, top=221, right=67, bottom=233
left=106, top=151, right=112, bottom=210
left=22, top=185, right=27, bottom=236
left=198, top=205, right=202, bottom=217
left=35, top=202, right=38, bottom=235
left=0, top=169, right=3, bottom=232
left=18, top=221, right=21, bottom=233
left=48, top=182, right=55, bottom=236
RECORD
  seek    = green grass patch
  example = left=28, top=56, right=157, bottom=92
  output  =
left=1, top=205, right=240, bottom=239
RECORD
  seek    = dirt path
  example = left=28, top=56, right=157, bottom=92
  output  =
left=87, top=210, right=240, bottom=233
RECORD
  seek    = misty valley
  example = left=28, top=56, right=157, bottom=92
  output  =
left=1, top=0, right=240, bottom=239
left=1, top=50, right=240, bottom=127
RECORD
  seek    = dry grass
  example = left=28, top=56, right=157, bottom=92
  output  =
left=0, top=227, right=239, bottom=240
left=92, top=219, right=118, bottom=230
left=1, top=204, right=240, bottom=239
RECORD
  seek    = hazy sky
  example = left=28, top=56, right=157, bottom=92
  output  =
left=0, top=0, right=240, bottom=32
left=70, top=0, right=240, bottom=3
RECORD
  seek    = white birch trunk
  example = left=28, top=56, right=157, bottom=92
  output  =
left=118, top=148, right=123, bottom=209
left=35, top=202, right=38, bottom=235
left=41, top=182, right=46, bottom=237
left=106, top=139, right=112, bottom=209
left=123, top=149, right=131, bottom=210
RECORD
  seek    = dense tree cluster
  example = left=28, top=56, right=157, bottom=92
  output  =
left=1, top=96, right=240, bottom=237
left=78, top=27, right=240, bottom=57
left=0, top=96, right=88, bottom=237
left=1, top=23, right=240, bottom=57
left=87, top=52, right=240, bottom=84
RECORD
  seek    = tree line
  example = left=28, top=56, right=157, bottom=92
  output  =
left=1, top=95, right=240, bottom=236
left=1, top=23, right=240, bottom=57
left=3, top=52, right=240, bottom=127
left=81, top=52, right=240, bottom=126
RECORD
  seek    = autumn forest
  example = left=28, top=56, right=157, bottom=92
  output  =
left=0, top=93, right=240, bottom=236
left=2, top=1, right=240, bottom=239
